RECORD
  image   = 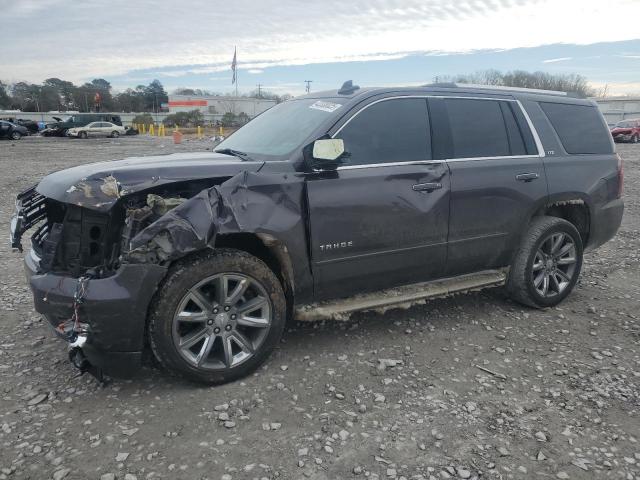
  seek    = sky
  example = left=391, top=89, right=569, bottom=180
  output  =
left=1, top=0, right=639, bottom=96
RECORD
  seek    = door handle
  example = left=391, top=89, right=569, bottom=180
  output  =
left=515, top=173, right=540, bottom=182
left=412, top=182, right=442, bottom=192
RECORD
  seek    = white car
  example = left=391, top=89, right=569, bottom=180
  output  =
left=67, top=122, right=126, bottom=139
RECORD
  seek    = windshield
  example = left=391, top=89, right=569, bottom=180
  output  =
left=616, top=121, right=634, bottom=128
left=216, top=99, right=344, bottom=159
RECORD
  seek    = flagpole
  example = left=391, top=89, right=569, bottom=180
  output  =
left=235, top=47, right=238, bottom=98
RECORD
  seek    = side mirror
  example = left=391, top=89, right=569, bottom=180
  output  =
left=311, top=138, right=346, bottom=170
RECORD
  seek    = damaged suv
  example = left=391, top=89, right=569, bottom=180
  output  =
left=11, top=82, right=623, bottom=384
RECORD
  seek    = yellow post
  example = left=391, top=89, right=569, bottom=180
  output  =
left=158, top=124, right=164, bottom=136
left=149, top=124, right=155, bottom=136
left=141, top=123, right=146, bottom=134
left=197, top=126, right=202, bottom=138
left=219, top=125, right=223, bottom=136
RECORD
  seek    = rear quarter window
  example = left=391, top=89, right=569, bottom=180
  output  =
left=540, top=102, right=612, bottom=154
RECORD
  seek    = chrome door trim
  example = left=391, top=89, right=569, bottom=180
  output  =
left=337, top=160, right=444, bottom=171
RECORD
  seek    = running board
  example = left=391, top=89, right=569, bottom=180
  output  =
left=295, top=269, right=508, bottom=321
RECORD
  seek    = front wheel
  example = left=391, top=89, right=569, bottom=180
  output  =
left=10, top=131, right=22, bottom=140
left=111, top=131, right=119, bottom=138
left=507, top=216, right=583, bottom=308
left=632, top=135, right=639, bottom=144
left=79, top=131, right=88, bottom=139
left=149, top=249, right=287, bottom=384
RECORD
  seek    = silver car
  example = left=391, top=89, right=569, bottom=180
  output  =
left=67, top=121, right=126, bottom=139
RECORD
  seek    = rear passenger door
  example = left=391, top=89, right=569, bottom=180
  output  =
left=434, top=97, right=548, bottom=275
left=306, top=97, right=450, bottom=300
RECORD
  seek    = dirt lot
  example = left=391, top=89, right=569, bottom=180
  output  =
left=0, top=136, right=639, bottom=480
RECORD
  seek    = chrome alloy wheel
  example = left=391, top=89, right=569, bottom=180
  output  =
left=172, top=273, right=272, bottom=370
left=531, top=232, right=578, bottom=298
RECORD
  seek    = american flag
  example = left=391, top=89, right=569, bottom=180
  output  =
left=231, top=47, right=237, bottom=85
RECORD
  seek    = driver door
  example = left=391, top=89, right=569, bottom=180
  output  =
left=88, top=122, right=103, bottom=137
left=305, top=97, right=450, bottom=300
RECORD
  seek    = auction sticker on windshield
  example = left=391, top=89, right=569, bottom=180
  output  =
left=309, top=101, right=342, bottom=113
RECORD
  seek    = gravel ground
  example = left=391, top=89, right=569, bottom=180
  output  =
left=0, top=136, right=639, bottom=480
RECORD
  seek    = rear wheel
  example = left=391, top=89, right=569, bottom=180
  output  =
left=111, top=131, right=119, bottom=138
left=632, top=135, right=639, bottom=144
left=79, top=131, right=88, bottom=139
left=149, top=249, right=286, bottom=384
left=507, top=216, right=583, bottom=308
left=10, top=131, right=22, bottom=140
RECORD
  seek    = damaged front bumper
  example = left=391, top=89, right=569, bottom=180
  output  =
left=24, top=248, right=167, bottom=377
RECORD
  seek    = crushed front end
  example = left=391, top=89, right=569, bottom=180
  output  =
left=11, top=185, right=168, bottom=378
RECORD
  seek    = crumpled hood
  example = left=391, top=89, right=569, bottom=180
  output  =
left=612, top=128, right=633, bottom=135
left=36, top=152, right=264, bottom=212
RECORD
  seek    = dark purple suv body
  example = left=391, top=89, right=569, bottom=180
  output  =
left=11, top=83, right=624, bottom=384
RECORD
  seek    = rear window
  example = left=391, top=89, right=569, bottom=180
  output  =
left=540, top=102, right=612, bottom=154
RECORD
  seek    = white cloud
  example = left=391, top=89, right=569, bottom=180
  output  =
left=542, top=57, right=572, bottom=63
left=247, top=69, right=264, bottom=74
left=1, top=0, right=640, bottom=83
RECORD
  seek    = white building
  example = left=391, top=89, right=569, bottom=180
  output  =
left=593, top=97, right=640, bottom=125
left=168, top=95, right=276, bottom=117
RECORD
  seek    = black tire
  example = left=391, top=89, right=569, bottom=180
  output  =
left=79, top=131, right=88, bottom=139
left=632, top=135, right=639, bottom=144
left=10, top=131, right=22, bottom=140
left=507, top=216, right=583, bottom=308
left=111, top=131, right=119, bottom=138
left=148, top=249, right=287, bottom=384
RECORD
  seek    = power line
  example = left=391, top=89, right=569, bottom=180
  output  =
left=304, top=80, right=313, bottom=93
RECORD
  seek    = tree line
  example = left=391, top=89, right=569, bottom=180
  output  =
left=0, top=78, right=169, bottom=113
left=0, top=70, right=603, bottom=114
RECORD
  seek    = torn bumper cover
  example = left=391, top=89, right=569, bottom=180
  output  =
left=24, top=249, right=167, bottom=377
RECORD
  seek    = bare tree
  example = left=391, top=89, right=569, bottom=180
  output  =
left=435, top=70, right=596, bottom=98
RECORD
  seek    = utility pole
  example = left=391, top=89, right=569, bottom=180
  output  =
left=304, top=80, right=313, bottom=93
left=256, top=84, right=262, bottom=98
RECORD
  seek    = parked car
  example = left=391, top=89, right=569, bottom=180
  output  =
left=1, top=118, right=39, bottom=134
left=10, top=82, right=623, bottom=384
left=0, top=120, right=29, bottom=140
left=610, top=119, right=640, bottom=143
left=67, top=121, right=127, bottom=138
left=42, top=113, right=123, bottom=137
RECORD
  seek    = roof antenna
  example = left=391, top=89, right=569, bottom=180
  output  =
left=338, top=80, right=360, bottom=95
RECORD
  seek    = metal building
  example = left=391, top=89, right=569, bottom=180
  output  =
left=593, top=97, right=640, bottom=126
left=167, top=95, right=276, bottom=117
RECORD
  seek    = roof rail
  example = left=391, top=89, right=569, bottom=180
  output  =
left=425, top=82, right=568, bottom=96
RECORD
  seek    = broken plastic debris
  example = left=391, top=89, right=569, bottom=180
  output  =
left=100, top=175, right=120, bottom=198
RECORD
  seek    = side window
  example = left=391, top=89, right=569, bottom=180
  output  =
left=336, top=98, right=430, bottom=166
left=540, top=102, right=612, bottom=154
left=444, top=98, right=510, bottom=158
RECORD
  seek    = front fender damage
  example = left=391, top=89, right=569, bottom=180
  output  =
left=57, top=170, right=303, bottom=382
left=123, top=170, right=303, bottom=264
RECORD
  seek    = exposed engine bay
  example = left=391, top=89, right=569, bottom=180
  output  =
left=15, top=178, right=228, bottom=279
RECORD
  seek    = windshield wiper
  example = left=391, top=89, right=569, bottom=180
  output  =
left=215, top=148, right=254, bottom=161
